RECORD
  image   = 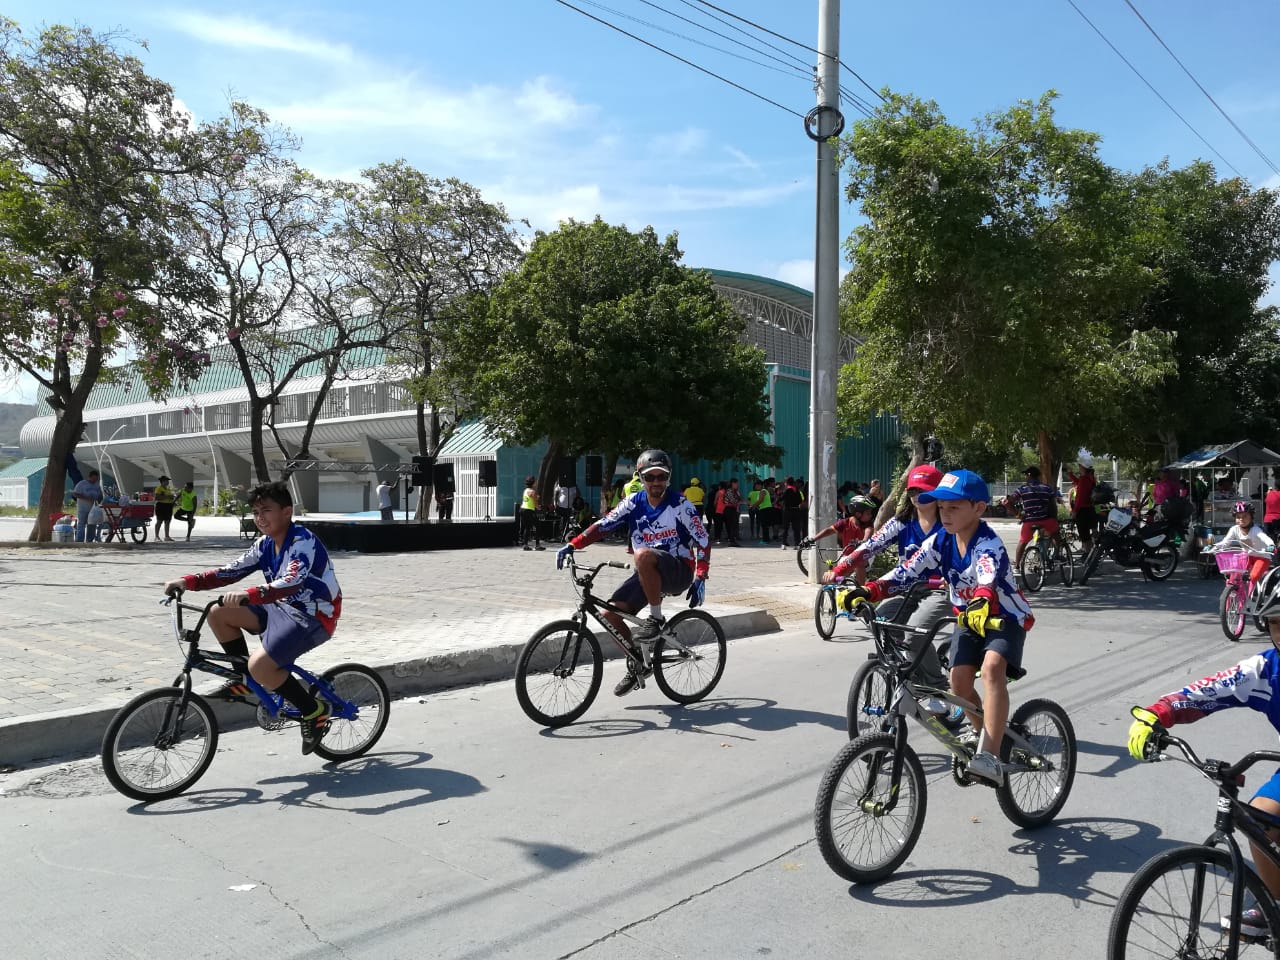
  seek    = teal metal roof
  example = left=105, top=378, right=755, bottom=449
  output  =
left=702, top=269, right=814, bottom=314
left=0, top=457, right=48, bottom=479
left=440, top=421, right=501, bottom=456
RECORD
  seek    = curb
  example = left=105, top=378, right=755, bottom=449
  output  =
left=0, top=608, right=780, bottom=768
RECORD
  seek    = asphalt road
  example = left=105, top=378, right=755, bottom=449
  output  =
left=1, top=567, right=1275, bottom=959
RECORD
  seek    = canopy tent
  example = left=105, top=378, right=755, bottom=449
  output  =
left=1164, top=440, right=1280, bottom=471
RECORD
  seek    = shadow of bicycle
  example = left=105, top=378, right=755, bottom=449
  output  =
left=538, top=696, right=847, bottom=741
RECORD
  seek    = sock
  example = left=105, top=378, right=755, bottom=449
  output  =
left=646, top=603, right=663, bottom=621
left=221, top=636, right=250, bottom=659
left=274, top=675, right=319, bottom=718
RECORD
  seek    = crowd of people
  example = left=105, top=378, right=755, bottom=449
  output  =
left=62, top=453, right=198, bottom=543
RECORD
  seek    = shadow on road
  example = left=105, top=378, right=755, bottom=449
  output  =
left=539, top=696, right=846, bottom=741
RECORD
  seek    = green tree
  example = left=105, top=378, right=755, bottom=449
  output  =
left=837, top=91, right=1167, bottom=482
left=462, top=218, right=779, bottom=500
left=0, top=22, right=254, bottom=539
left=337, top=162, right=523, bottom=517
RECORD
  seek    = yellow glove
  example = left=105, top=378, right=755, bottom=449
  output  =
left=1127, top=706, right=1165, bottom=761
left=959, top=597, right=991, bottom=638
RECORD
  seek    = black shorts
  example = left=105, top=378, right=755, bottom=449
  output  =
left=610, top=550, right=694, bottom=609
left=1074, top=507, right=1098, bottom=538
left=949, top=619, right=1026, bottom=672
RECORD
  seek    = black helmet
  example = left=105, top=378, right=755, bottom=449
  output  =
left=1255, top=566, right=1280, bottom=621
left=635, top=449, right=672, bottom=476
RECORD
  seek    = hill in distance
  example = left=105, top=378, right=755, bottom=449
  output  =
left=0, top=402, right=35, bottom=447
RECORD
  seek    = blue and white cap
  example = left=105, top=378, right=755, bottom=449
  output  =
left=916, top=469, right=989, bottom=504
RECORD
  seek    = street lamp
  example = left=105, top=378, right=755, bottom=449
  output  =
left=98, top=423, right=128, bottom=491
left=185, top=400, right=219, bottom=514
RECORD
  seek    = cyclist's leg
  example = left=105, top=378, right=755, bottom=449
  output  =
left=252, top=605, right=331, bottom=730
left=606, top=574, right=646, bottom=644
left=973, top=621, right=1025, bottom=749
left=1014, top=522, right=1033, bottom=567
left=207, top=602, right=266, bottom=657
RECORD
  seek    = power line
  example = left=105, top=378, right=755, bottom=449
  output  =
left=691, top=0, right=886, bottom=103
left=1122, top=0, right=1280, bottom=178
left=671, top=0, right=812, bottom=73
left=552, top=0, right=805, bottom=118
left=1063, top=0, right=1241, bottom=177
left=632, top=0, right=814, bottom=80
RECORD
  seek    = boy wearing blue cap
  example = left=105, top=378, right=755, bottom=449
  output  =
left=843, top=468, right=1033, bottom=785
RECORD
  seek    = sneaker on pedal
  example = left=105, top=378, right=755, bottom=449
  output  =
left=966, top=750, right=1004, bottom=785
left=613, top=667, right=652, bottom=697
left=210, top=679, right=252, bottom=701
left=631, top=616, right=666, bottom=643
left=1222, top=905, right=1269, bottom=940
left=957, top=724, right=980, bottom=752
left=943, top=704, right=967, bottom=728
left=299, top=704, right=332, bottom=755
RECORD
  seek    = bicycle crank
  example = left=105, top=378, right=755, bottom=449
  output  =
left=255, top=705, right=291, bottom=731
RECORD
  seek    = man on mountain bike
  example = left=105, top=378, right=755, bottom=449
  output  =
left=1010, top=465, right=1063, bottom=570
left=556, top=449, right=709, bottom=697
left=162, top=480, right=342, bottom=755
left=1128, top=572, right=1280, bottom=939
left=842, top=469, right=1033, bottom=786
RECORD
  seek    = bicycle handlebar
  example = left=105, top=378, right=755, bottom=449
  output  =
left=1151, top=732, right=1280, bottom=787
left=850, top=600, right=1006, bottom=635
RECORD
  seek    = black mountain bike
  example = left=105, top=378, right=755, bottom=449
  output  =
left=101, top=592, right=390, bottom=802
left=514, top=557, right=727, bottom=727
left=815, top=603, right=1077, bottom=883
left=1110, top=728, right=1280, bottom=958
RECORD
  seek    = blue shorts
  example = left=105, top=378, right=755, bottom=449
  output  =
left=948, top=619, right=1027, bottom=672
left=610, top=550, right=694, bottom=610
left=1251, top=769, right=1280, bottom=815
left=245, top=603, right=330, bottom=667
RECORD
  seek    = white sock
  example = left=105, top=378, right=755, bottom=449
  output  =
left=646, top=603, right=663, bottom=621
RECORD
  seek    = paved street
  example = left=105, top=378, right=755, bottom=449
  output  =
left=0, top=557, right=1269, bottom=959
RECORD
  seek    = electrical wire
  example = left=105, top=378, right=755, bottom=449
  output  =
left=632, top=0, right=814, bottom=80
left=1122, top=0, right=1280, bottom=178
left=1063, top=0, right=1241, bottom=177
left=552, top=0, right=805, bottom=118
left=671, top=0, right=813, bottom=73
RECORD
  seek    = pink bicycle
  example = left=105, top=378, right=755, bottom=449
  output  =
left=1210, top=546, right=1272, bottom=641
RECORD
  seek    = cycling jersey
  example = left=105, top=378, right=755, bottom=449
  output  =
left=1146, top=649, right=1280, bottom=730
left=1012, top=482, right=1059, bottom=522
left=183, top=522, right=342, bottom=634
left=870, top=521, right=1034, bottom=627
left=855, top=515, right=939, bottom=562
left=831, top=516, right=870, bottom=549
left=573, top=489, right=710, bottom=576
left=1220, top=523, right=1276, bottom=554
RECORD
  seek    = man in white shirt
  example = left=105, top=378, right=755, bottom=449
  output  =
left=72, top=469, right=103, bottom=542
left=376, top=479, right=394, bottom=522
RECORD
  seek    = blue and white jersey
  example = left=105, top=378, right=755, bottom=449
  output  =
left=596, top=489, right=709, bottom=570
left=857, top=515, right=941, bottom=563
left=876, top=520, right=1034, bottom=627
left=1147, top=649, right=1280, bottom=732
left=185, top=522, right=342, bottom=633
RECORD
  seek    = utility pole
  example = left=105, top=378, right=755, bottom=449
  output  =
left=805, top=0, right=843, bottom=582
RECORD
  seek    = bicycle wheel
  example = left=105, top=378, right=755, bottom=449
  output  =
left=653, top=609, right=727, bottom=704
left=796, top=543, right=809, bottom=577
left=996, top=697, right=1076, bottom=829
left=814, top=587, right=837, bottom=640
left=101, top=687, right=219, bottom=802
left=131, top=524, right=147, bottom=544
left=1107, top=845, right=1280, bottom=959
left=515, top=620, right=602, bottom=727
left=1056, top=541, right=1075, bottom=587
left=1019, top=544, right=1046, bottom=593
left=1220, top=583, right=1247, bottom=641
left=1141, top=544, right=1179, bottom=581
left=814, top=733, right=927, bottom=884
left=845, top=656, right=895, bottom=739
left=310, top=664, right=390, bottom=762
left=1078, top=545, right=1103, bottom=585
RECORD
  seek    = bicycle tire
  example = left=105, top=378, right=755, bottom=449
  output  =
left=1220, top=583, right=1247, bottom=641
left=995, top=697, right=1077, bottom=828
left=515, top=620, right=602, bottom=727
left=310, top=663, right=390, bottom=762
left=101, top=687, right=219, bottom=802
left=130, top=524, right=147, bottom=544
left=814, top=588, right=837, bottom=640
left=1141, top=544, right=1179, bottom=581
left=1107, top=844, right=1280, bottom=959
left=814, top=733, right=927, bottom=884
left=1056, top=541, right=1075, bottom=587
left=1019, top=544, right=1046, bottom=593
left=1078, top=545, right=1103, bottom=585
left=653, top=609, right=727, bottom=704
left=797, top=544, right=842, bottom=579
left=845, top=656, right=895, bottom=739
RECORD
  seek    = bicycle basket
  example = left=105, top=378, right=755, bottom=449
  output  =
left=1215, top=550, right=1250, bottom=573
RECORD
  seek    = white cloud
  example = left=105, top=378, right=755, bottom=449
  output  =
left=651, top=127, right=708, bottom=157
left=775, top=259, right=815, bottom=290
left=724, top=145, right=761, bottom=173
left=161, top=11, right=355, bottom=62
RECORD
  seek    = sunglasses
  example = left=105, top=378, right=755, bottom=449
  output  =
left=641, top=472, right=670, bottom=482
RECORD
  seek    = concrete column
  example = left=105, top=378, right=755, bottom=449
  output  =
left=214, top=446, right=253, bottom=497
left=290, top=467, right=319, bottom=514
left=160, top=454, right=195, bottom=487
left=105, top=456, right=145, bottom=499
left=364, top=436, right=407, bottom=508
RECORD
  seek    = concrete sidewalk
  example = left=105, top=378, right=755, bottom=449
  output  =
left=0, top=513, right=846, bottom=766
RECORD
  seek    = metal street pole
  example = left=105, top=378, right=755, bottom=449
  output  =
left=806, top=0, right=843, bottom=582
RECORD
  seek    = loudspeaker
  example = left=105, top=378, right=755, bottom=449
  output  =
left=411, top=455, right=429, bottom=485
left=432, top=461, right=455, bottom=494
left=584, top=455, right=603, bottom=487
left=558, top=457, right=577, bottom=487
left=477, top=459, right=497, bottom=488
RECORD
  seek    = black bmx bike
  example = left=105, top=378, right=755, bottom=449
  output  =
left=815, top=603, right=1077, bottom=883
left=514, top=557, right=727, bottom=727
left=101, top=592, right=390, bottom=801
left=1110, top=729, right=1280, bottom=957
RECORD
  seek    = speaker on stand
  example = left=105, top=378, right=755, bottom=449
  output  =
left=477, top=459, right=497, bottom=522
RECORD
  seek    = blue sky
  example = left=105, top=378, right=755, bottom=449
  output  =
left=4, top=0, right=1279, bottom=403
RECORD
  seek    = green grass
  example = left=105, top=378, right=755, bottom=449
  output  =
left=0, top=506, right=36, bottom=517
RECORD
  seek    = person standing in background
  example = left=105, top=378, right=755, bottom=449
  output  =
left=682, top=477, right=705, bottom=520
left=154, top=474, right=176, bottom=541
left=376, top=478, right=394, bottom=523
left=722, top=478, right=742, bottom=546
left=519, top=475, right=544, bottom=551
left=1265, top=482, right=1280, bottom=540
left=174, top=481, right=198, bottom=541
left=72, top=469, right=103, bottom=543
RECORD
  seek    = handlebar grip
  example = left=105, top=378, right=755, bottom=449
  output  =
left=988, top=617, right=1005, bottom=630
left=165, top=584, right=185, bottom=599
left=607, top=561, right=631, bottom=569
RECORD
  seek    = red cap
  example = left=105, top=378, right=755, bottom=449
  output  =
left=907, top=464, right=943, bottom=492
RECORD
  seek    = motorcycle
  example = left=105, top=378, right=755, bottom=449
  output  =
left=1077, top=502, right=1180, bottom=584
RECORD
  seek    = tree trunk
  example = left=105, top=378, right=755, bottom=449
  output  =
left=248, top=396, right=272, bottom=482
left=413, top=401, right=434, bottom=521
left=28, top=411, right=84, bottom=542
left=1036, top=430, right=1064, bottom=487
left=538, top=439, right=566, bottom=511
left=1157, top=429, right=1179, bottom=467
left=876, top=434, right=926, bottom=527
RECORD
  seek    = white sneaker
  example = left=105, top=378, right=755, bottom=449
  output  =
left=966, top=751, right=1004, bottom=785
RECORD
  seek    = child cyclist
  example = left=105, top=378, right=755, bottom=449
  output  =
left=162, top=481, right=342, bottom=755
left=1127, top=572, right=1280, bottom=939
left=1218, top=501, right=1276, bottom=586
left=842, top=469, right=1034, bottom=785
left=805, top=495, right=878, bottom=585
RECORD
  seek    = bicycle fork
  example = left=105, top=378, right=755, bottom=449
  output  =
left=859, top=725, right=910, bottom=816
